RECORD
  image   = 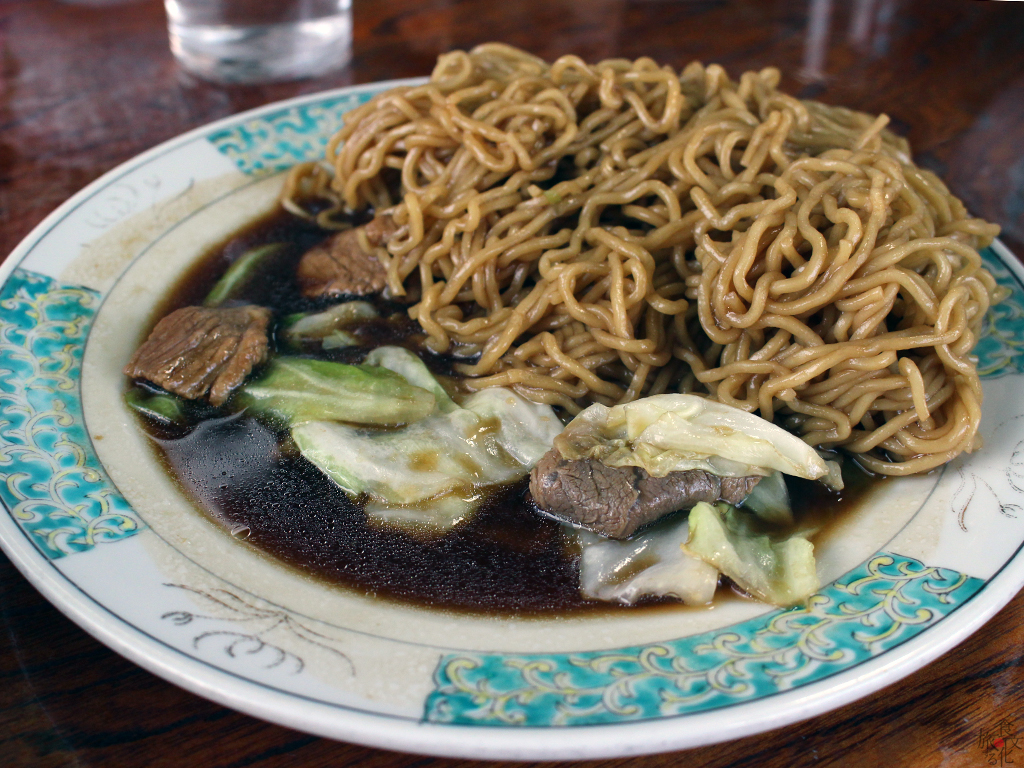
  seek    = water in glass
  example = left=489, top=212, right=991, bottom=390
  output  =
left=165, top=0, right=352, bottom=83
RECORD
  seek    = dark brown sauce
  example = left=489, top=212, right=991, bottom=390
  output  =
left=158, top=415, right=584, bottom=614
left=133, top=208, right=882, bottom=617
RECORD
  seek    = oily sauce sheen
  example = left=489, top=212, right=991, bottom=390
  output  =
left=136, top=209, right=879, bottom=616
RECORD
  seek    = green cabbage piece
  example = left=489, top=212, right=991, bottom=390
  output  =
left=555, top=393, right=829, bottom=480
left=739, top=470, right=793, bottom=526
left=291, top=348, right=563, bottom=531
left=237, top=357, right=435, bottom=426
left=282, top=302, right=378, bottom=347
left=321, top=331, right=360, bottom=349
left=684, top=502, right=819, bottom=606
left=124, top=387, right=186, bottom=426
left=204, top=243, right=288, bottom=307
left=573, top=518, right=719, bottom=606
left=364, top=346, right=457, bottom=413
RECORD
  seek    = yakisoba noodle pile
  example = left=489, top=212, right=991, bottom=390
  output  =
left=282, top=44, right=1005, bottom=475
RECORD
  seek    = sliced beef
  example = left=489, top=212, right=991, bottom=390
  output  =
left=529, top=449, right=761, bottom=539
left=297, top=215, right=397, bottom=298
left=124, top=305, right=271, bottom=407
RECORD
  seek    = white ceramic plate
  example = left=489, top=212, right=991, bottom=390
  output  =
left=2, top=81, right=1024, bottom=760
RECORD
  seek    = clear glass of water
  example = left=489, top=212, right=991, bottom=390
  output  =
left=165, top=0, right=353, bottom=84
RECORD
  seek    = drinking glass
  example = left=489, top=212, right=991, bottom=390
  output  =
left=165, top=0, right=353, bottom=84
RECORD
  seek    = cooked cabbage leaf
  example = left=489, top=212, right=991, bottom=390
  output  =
left=555, top=394, right=829, bottom=480
left=124, top=387, right=186, bottom=426
left=321, top=331, right=360, bottom=349
left=237, top=357, right=435, bottom=426
left=204, top=243, right=288, bottom=307
left=684, top=502, right=819, bottom=606
left=364, top=346, right=457, bottom=413
left=363, top=493, right=481, bottom=530
left=739, top=470, right=793, bottom=526
left=282, top=301, right=378, bottom=347
left=291, top=348, right=563, bottom=531
left=574, top=518, right=718, bottom=606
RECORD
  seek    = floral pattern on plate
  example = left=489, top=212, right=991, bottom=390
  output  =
left=207, top=92, right=375, bottom=177
left=978, top=247, right=1024, bottom=378
left=424, top=552, right=983, bottom=726
left=0, top=269, right=141, bottom=559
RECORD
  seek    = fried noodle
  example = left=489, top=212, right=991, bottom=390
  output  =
left=281, top=43, right=1005, bottom=475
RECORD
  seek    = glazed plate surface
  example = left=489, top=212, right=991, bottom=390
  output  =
left=1, top=81, right=1024, bottom=760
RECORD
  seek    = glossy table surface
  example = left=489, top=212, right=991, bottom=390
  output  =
left=2, top=0, right=1024, bottom=765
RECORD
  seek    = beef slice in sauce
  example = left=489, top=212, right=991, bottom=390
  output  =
left=124, top=305, right=272, bottom=406
left=529, top=449, right=761, bottom=539
left=297, top=215, right=397, bottom=298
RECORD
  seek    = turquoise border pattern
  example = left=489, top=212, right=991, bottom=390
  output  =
left=978, top=246, right=1024, bottom=378
left=207, top=92, right=375, bottom=177
left=0, top=269, right=142, bottom=559
left=424, top=553, right=983, bottom=726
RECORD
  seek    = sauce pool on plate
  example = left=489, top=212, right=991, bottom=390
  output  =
left=130, top=208, right=879, bottom=616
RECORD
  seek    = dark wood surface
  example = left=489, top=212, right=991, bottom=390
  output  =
left=2, top=0, right=1024, bottom=765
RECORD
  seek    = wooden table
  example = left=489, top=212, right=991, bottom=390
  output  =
left=2, top=0, right=1024, bottom=765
